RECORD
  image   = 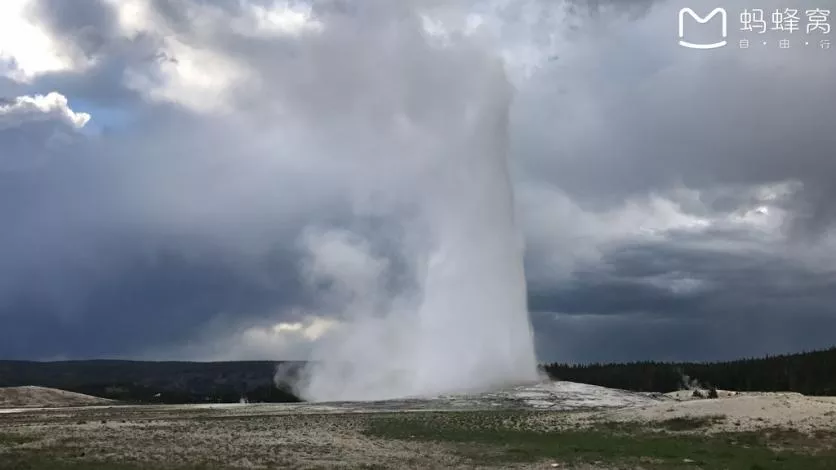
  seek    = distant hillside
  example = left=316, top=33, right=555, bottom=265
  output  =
left=0, top=360, right=304, bottom=404
left=0, top=386, right=115, bottom=408
left=544, top=346, right=836, bottom=396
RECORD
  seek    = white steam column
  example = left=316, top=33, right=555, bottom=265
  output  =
left=283, top=3, right=540, bottom=402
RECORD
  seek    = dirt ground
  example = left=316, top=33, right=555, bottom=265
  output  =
left=2, top=389, right=836, bottom=469
left=0, top=405, right=496, bottom=469
left=0, top=386, right=114, bottom=408
left=597, top=392, right=836, bottom=434
left=515, top=391, right=836, bottom=435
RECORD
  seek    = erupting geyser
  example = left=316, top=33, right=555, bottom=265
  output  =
left=280, top=3, right=539, bottom=402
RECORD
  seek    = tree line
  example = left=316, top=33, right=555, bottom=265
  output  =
left=542, top=346, right=836, bottom=396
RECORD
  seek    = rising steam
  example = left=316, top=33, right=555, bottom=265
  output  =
left=276, top=2, right=539, bottom=402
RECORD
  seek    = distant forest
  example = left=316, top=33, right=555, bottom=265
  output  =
left=543, top=346, right=836, bottom=396
left=0, top=360, right=304, bottom=404
left=3, top=346, right=836, bottom=404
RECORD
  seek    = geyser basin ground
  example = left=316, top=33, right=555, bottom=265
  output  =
left=5, top=381, right=836, bottom=469
left=0, top=380, right=663, bottom=416
left=276, top=380, right=666, bottom=413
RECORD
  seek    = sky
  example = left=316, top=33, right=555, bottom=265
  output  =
left=1, top=0, right=835, bottom=364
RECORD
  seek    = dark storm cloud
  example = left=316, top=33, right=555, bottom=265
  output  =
left=28, top=0, right=118, bottom=58
left=529, top=274, right=701, bottom=318
left=0, top=115, right=322, bottom=359
left=0, top=149, right=354, bottom=360
left=531, top=307, right=836, bottom=364
left=531, top=238, right=836, bottom=318
left=530, top=230, right=836, bottom=362
left=0, top=98, right=344, bottom=359
left=0, top=243, right=307, bottom=359
left=28, top=41, right=162, bottom=109
left=0, top=71, right=25, bottom=98
left=514, top=0, right=836, bottom=234
left=513, top=0, right=836, bottom=360
left=14, top=0, right=174, bottom=112
left=0, top=0, right=453, bottom=359
left=1, top=0, right=835, bottom=363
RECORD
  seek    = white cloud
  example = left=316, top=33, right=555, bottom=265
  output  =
left=0, top=0, right=72, bottom=81
left=245, top=2, right=324, bottom=36
left=151, top=313, right=339, bottom=361
left=644, top=274, right=709, bottom=295
left=113, top=0, right=323, bottom=112
left=125, top=38, right=249, bottom=113
left=0, top=92, right=90, bottom=130
left=520, top=179, right=806, bottom=284
left=263, top=316, right=337, bottom=341
left=0, top=92, right=90, bottom=171
left=230, top=315, right=339, bottom=357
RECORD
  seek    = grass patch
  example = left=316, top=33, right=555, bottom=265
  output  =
left=0, top=451, right=219, bottom=470
left=0, top=437, right=215, bottom=470
left=0, top=432, right=37, bottom=446
left=658, top=415, right=726, bottom=431
left=0, top=453, right=145, bottom=470
left=363, top=411, right=836, bottom=469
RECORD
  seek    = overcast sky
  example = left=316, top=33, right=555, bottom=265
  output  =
left=1, top=0, right=834, bottom=364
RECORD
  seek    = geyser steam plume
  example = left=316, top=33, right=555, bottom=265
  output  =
left=281, top=3, right=539, bottom=402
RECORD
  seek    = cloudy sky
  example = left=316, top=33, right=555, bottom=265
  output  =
left=1, top=0, right=834, bottom=364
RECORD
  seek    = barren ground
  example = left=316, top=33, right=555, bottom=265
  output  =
left=0, top=387, right=114, bottom=409
left=2, top=384, right=836, bottom=469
